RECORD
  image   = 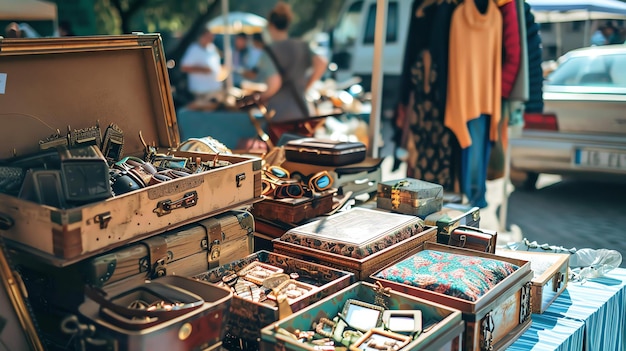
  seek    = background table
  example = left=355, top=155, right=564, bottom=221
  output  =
left=508, top=268, right=626, bottom=351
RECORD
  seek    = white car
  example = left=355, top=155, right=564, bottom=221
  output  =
left=510, top=45, right=626, bottom=189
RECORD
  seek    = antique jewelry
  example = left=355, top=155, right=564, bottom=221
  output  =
left=314, top=317, right=336, bottom=338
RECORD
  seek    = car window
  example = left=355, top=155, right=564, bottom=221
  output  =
left=547, top=53, right=626, bottom=87
left=363, top=2, right=398, bottom=44
left=333, top=1, right=363, bottom=50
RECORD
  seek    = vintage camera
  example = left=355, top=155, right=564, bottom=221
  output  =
left=57, top=145, right=112, bottom=204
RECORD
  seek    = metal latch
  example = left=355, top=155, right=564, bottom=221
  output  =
left=153, top=191, right=198, bottom=217
left=207, top=240, right=221, bottom=269
left=236, top=173, right=246, bottom=187
left=94, top=212, right=112, bottom=229
left=553, top=271, right=564, bottom=292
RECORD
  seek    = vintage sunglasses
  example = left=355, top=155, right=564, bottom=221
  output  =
left=291, top=171, right=333, bottom=192
left=264, top=165, right=291, bottom=179
left=261, top=177, right=304, bottom=199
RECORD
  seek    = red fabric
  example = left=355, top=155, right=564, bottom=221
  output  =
left=500, top=1, right=521, bottom=99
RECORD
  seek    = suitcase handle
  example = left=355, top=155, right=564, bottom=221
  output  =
left=153, top=191, right=198, bottom=217
left=297, top=147, right=321, bottom=155
left=0, top=213, right=14, bottom=230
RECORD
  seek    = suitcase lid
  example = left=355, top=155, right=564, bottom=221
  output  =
left=0, top=34, right=178, bottom=159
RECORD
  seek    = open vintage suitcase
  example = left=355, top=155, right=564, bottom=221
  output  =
left=372, top=242, right=533, bottom=351
left=272, top=208, right=437, bottom=280
left=0, top=35, right=262, bottom=265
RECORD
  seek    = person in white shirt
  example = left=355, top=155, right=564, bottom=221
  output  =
left=181, top=29, right=223, bottom=97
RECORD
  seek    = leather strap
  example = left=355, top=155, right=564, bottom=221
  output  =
left=199, top=218, right=223, bottom=270
left=264, top=45, right=310, bottom=118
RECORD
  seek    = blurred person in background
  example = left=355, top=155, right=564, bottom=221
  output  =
left=181, top=28, right=223, bottom=99
left=58, top=20, right=75, bottom=36
left=4, top=22, right=21, bottom=38
left=232, top=32, right=250, bottom=87
left=242, top=32, right=265, bottom=80
left=254, top=2, right=328, bottom=142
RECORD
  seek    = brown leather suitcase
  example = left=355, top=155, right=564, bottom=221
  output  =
left=0, top=35, right=262, bottom=264
left=85, top=210, right=254, bottom=287
left=448, top=225, right=497, bottom=254
left=284, top=138, right=366, bottom=166
left=77, top=275, right=232, bottom=351
left=251, top=189, right=335, bottom=224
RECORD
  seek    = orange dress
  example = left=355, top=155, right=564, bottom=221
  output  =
left=445, top=0, right=502, bottom=149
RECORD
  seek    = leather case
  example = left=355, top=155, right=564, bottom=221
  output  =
left=284, top=138, right=366, bottom=166
left=448, top=226, right=497, bottom=254
left=77, top=275, right=232, bottom=351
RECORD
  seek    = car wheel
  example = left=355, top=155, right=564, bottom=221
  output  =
left=510, top=169, right=539, bottom=191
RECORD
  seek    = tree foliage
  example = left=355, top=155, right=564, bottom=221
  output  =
left=94, top=0, right=345, bottom=38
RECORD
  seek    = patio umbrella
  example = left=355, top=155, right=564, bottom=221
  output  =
left=207, top=11, right=267, bottom=35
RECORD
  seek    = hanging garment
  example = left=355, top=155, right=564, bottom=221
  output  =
left=395, top=0, right=460, bottom=191
left=524, top=2, right=545, bottom=114
left=462, top=114, right=492, bottom=208
left=507, top=0, right=529, bottom=105
left=445, top=0, right=503, bottom=149
left=499, top=0, right=521, bottom=99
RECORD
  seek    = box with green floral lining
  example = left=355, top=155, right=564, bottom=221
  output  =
left=260, top=281, right=465, bottom=351
left=371, top=242, right=533, bottom=351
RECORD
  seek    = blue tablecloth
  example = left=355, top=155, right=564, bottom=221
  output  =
left=508, top=268, right=626, bottom=351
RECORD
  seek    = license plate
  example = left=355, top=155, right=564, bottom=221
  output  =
left=575, top=148, right=626, bottom=170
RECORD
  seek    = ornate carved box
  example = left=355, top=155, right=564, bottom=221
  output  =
left=273, top=208, right=437, bottom=280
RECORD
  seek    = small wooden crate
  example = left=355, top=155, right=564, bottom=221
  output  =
left=260, top=281, right=465, bottom=351
left=251, top=189, right=335, bottom=224
left=193, top=250, right=354, bottom=348
left=372, top=242, right=533, bottom=351
left=495, top=249, right=570, bottom=314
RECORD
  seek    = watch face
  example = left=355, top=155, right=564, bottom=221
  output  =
left=62, top=163, right=111, bottom=201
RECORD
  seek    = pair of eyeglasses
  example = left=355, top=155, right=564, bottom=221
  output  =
left=292, top=170, right=333, bottom=193
left=261, top=177, right=304, bottom=199
left=264, top=165, right=291, bottom=179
